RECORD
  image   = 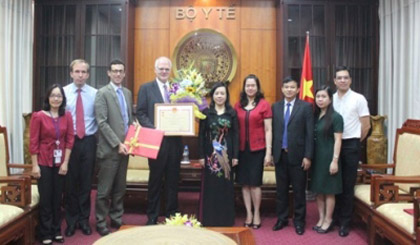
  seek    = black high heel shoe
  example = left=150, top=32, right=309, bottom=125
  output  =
left=317, top=223, right=334, bottom=234
left=312, top=225, right=321, bottom=231
left=252, top=223, right=262, bottom=229
left=244, top=222, right=253, bottom=228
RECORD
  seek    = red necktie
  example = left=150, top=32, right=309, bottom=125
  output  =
left=76, top=89, right=85, bottom=138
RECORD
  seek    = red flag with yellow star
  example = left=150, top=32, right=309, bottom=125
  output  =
left=299, top=34, right=314, bottom=104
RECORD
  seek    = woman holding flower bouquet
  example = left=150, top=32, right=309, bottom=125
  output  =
left=234, top=74, right=272, bottom=229
left=198, top=82, right=239, bottom=227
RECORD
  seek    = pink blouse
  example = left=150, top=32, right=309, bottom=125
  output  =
left=29, top=111, right=74, bottom=167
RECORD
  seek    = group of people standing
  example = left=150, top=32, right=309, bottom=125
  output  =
left=197, top=66, right=370, bottom=238
left=29, top=55, right=370, bottom=244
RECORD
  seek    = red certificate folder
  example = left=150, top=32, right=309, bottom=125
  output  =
left=124, top=124, right=164, bottom=159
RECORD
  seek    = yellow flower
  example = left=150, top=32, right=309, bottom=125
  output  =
left=186, top=86, right=196, bottom=93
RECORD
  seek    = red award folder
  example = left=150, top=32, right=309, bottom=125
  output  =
left=124, top=124, right=164, bottom=159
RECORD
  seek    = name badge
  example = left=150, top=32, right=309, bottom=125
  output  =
left=54, top=149, right=62, bottom=164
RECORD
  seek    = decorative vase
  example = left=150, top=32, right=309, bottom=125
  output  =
left=367, top=115, right=387, bottom=165
left=23, top=113, right=32, bottom=164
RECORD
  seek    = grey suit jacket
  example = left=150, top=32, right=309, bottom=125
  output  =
left=95, top=83, right=133, bottom=158
left=136, top=80, right=164, bottom=128
left=272, top=98, right=314, bottom=164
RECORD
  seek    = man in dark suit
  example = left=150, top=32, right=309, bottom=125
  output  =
left=94, top=59, right=132, bottom=236
left=271, top=77, right=314, bottom=235
left=136, top=56, right=183, bottom=225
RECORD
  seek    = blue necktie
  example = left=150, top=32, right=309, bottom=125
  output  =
left=117, top=88, right=129, bottom=133
left=163, top=84, right=169, bottom=103
left=282, top=103, right=291, bottom=149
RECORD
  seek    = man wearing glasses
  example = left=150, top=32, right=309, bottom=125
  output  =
left=94, top=59, right=133, bottom=236
left=63, top=59, right=97, bottom=237
left=136, top=56, right=183, bottom=225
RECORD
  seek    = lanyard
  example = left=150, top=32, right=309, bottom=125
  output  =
left=49, top=111, right=61, bottom=148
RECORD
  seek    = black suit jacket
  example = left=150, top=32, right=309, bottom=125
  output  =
left=136, top=80, right=163, bottom=128
left=272, top=98, right=314, bottom=164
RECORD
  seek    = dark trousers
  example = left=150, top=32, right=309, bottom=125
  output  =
left=147, top=137, right=182, bottom=220
left=65, top=135, right=96, bottom=227
left=334, top=138, right=360, bottom=227
left=38, top=165, right=65, bottom=240
left=274, top=151, right=307, bottom=226
left=95, top=153, right=128, bottom=228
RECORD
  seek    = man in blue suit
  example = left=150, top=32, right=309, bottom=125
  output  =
left=271, top=77, right=314, bottom=235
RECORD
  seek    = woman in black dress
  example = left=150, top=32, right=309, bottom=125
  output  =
left=198, top=82, right=239, bottom=226
left=234, top=74, right=272, bottom=229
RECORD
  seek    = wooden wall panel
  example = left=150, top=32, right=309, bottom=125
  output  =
left=240, top=30, right=276, bottom=103
left=133, top=29, right=170, bottom=102
left=241, top=0, right=276, bottom=30
left=134, top=0, right=277, bottom=106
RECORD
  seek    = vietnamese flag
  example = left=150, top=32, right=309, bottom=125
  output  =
left=299, top=34, right=315, bottom=104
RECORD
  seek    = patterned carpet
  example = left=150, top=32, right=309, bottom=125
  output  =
left=48, top=191, right=368, bottom=244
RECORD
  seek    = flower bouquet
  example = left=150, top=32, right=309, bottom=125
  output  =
left=168, top=64, right=209, bottom=119
left=165, top=213, right=202, bottom=228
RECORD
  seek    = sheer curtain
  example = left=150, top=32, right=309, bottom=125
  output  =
left=0, top=0, right=33, bottom=164
left=378, top=0, right=420, bottom=162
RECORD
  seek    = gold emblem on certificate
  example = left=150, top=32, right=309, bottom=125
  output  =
left=154, top=103, right=195, bottom=136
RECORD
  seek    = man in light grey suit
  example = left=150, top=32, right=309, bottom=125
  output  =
left=94, top=59, right=132, bottom=236
left=271, top=77, right=314, bottom=235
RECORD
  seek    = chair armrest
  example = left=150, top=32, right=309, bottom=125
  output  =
left=359, top=163, right=395, bottom=169
left=358, top=163, right=396, bottom=184
left=7, top=163, right=33, bottom=169
left=371, top=175, right=420, bottom=207
left=0, top=175, right=32, bottom=208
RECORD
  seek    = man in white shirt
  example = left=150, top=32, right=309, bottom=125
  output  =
left=332, top=66, right=371, bottom=237
left=63, top=59, right=97, bottom=237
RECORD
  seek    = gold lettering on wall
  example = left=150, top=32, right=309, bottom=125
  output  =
left=175, top=7, right=236, bottom=21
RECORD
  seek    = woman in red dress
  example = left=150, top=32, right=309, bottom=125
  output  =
left=234, top=74, right=273, bottom=229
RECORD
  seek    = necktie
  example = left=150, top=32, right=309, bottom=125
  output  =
left=282, top=103, right=291, bottom=149
left=76, top=89, right=85, bottom=138
left=117, top=88, right=129, bottom=133
left=163, top=84, right=170, bottom=103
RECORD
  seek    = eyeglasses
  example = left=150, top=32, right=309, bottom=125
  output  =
left=111, top=69, right=125, bottom=74
left=49, top=94, right=63, bottom=99
left=157, top=68, right=170, bottom=72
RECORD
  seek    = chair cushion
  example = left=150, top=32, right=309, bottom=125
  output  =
left=354, top=184, right=372, bottom=205
left=126, top=169, right=149, bottom=183
left=0, top=204, right=24, bottom=227
left=30, top=184, right=39, bottom=208
left=395, top=132, right=420, bottom=193
left=354, top=184, right=409, bottom=205
left=128, top=156, right=149, bottom=170
left=262, top=167, right=276, bottom=185
left=376, top=203, right=414, bottom=234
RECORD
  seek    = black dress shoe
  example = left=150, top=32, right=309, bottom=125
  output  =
left=339, top=226, right=350, bottom=237
left=146, top=218, right=158, bottom=225
left=53, top=235, right=65, bottom=243
left=96, top=226, right=111, bottom=236
left=295, top=225, right=305, bottom=235
left=272, top=220, right=288, bottom=231
left=79, top=223, right=92, bottom=235
left=65, top=225, right=76, bottom=237
left=110, top=220, right=124, bottom=230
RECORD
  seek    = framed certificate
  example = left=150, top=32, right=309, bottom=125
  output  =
left=154, top=103, right=195, bottom=136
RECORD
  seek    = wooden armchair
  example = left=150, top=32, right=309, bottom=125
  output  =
left=353, top=119, right=420, bottom=244
left=0, top=125, right=39, bottom=243
left=0, top=175, right=32, bottom=244
left=369, top=175, right=420, bottom=244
